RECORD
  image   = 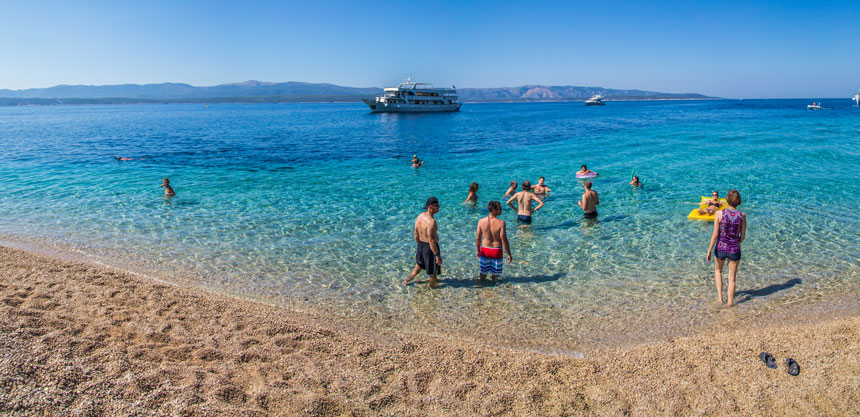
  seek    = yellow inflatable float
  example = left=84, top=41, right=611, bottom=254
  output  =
left=687, top=196, right=727, bottom=221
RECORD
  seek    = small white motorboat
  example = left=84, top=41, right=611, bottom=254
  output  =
left=807, top=102, right=822, bottom=110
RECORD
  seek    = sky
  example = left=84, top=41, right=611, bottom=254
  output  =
left=1, top=0, right=858, bottom=98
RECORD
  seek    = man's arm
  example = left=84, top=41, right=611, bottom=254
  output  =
left=429, top=220, right=441, bottom=264
left=594, top=192, right=599, bottom=206
left=506, top=194, right=517, bottom=211
left=475, top=220, right=483, bottom=257
left=414, top=221, right=420, bottom=243
left=500, top=222, right=512, bottom=263
left=577, top=194, right=585, bottom=209
left=531, top=194, right=544, bottom=212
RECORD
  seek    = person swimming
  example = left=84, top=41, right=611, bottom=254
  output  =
left=161, top=178, right=175, bottom=197
left=411, top=155, right=425, bottom=168
left=629, top=176, right=643, bottom=187
left=462, top=182, right=478, bottom=205
left=577, top=165, right=597, bottom=177
left=532, top=177, right=551, bottom=199
left=502, top=180, right=518, bottom=198
left=115, top=155, right=134, bottom=161
left=698, top=191, right=725, bottom=215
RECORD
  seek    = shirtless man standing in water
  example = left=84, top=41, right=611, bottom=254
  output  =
left=475, top=201, right=512, bottom=285
left=578, top=181, right=599, bottom=218
left=506, top=180, right=544, bottom=225
left=532, top=176, right=551, bottom=199
left=404, top=197, right=442, bottom=288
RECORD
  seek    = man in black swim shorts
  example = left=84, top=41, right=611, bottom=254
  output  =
left=506, top=180, right=543, bottom=226
left=404, top=197, right=442, bottom=288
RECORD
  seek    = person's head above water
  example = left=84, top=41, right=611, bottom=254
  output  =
left=509, top=180, right=517, bottom=188
left=469, top=182, right=479, bottom=193
left=487, top=201, right=501, bottom=213
left=581, top=165, right=587, bottom=171
left=522, top=180, right=531, bottom=191
left=163, top=178, right=170, bottom=185
left=584, top=180, right=593, bottom=189
left=538, top=176, right=545, bottom=184
left=712, top=191, right=719, bottom=199
left=632, top=176, right=640, bottom=182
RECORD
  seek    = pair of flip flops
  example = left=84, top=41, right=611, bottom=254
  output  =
left=760, top=352, right=800, bottom=376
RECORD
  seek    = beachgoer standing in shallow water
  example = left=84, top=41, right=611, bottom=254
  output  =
left=506, top=180, right=544, bottom=225
left=706, top=189, right=746, bottom=306
left=532, top=176, right=551, bottom=199
left=502, top=180, right=518, bottom=198
left=161, top=178, right=175, bottom=197
left=411, top=155, right=424, bottom=168
left=404, top=197, right=442, bottom=288
left=475, top=201, right=512, bottom=285
left=462, top=182, right=479, bottom=205
left=578, top=181, right=599, bottom=218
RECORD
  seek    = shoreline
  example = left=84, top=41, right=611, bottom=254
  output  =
left=1, top=244, right=859, bottom=415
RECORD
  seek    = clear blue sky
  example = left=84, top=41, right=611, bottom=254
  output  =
left=1, top=0, right=858, bottom=98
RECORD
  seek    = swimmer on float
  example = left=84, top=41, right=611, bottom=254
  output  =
left=698, top=191, right=725, bottom=215
left=576, top=165, right=598, bottom=178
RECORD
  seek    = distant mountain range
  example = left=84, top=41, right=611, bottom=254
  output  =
left=0, top=81, right=713, bottom=105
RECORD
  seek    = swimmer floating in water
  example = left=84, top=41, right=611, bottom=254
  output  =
left=698, top=191, right=725, bottom=215
left=630, top=176, right=643, bottom=187
left=411, top=155, right=424, bottom=168
left=532, top=176, right=551, bottom=199
left=161, top=178, right=175, bottom=197
left=577, top=165, right=597, bottom=177
left=462, top=182, right=479, bottom=205
left=115, top=155, right=134, bottom=161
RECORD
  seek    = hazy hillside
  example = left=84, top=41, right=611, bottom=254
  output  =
left=0, top=81, right=713, bottom=103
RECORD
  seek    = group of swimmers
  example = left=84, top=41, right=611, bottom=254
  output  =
left=406, top=155, right=748, bottom=307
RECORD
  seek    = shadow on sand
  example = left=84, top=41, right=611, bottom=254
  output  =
left=735, top=278, right=802, bottom=304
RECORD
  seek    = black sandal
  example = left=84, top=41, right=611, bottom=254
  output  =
left=786, top=358, right=800, bottom=376
left=759, top=352, right=777, bottom=369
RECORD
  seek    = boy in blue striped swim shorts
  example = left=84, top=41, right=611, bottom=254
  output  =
left=475, top=201, right=512, bottom=285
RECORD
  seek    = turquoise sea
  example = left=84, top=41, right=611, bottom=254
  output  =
left=1, top=100, right=858, bottom=353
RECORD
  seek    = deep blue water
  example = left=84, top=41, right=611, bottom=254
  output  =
left=1, top=99, right=858, bottom=351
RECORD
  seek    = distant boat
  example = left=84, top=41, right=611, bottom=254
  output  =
left=362, top=77, right=461, bottom=113
left=853, top=91, right=860, bottom=106
left=584, top=95, right=605, bottom=106
left=807, top=101, right=822, bottom=110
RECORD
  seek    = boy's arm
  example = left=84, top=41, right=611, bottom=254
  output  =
left=501, top=222, right=512, bottom=262
left=506, top=194, right=517, bottom=211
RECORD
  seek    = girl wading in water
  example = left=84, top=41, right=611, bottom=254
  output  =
left=706, top=189, right=746, bottom=306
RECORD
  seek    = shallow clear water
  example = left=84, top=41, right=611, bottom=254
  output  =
left=1, top=100, right=858, bottom=352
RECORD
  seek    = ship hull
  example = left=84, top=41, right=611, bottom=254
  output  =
left=363, top=98, right=461, bottom=113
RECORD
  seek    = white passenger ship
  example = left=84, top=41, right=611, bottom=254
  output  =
left=363, top=78, right=461, bottom=113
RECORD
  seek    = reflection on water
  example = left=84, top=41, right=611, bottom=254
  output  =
left=0, top=100, right=859, bottom=351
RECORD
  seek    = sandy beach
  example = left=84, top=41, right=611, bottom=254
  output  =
left=1, top=245, right=858, bottom=416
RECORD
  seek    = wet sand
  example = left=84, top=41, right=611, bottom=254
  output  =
left=1, top=245, right=858, bottom=416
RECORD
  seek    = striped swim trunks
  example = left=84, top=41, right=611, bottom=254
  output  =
left=479, top=246, right=504, bottom=276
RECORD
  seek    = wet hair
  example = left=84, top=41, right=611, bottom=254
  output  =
left=488, top=201, right=501, bottom=212
left=522, top=180, right=531, bottom=191
left=469, top=182, right=479, bottom=193
left=539, top=176, right=545, bottom=181
left=726, top=189, right=741, bottom=206
left=584, top=181, right=592, bottom=189
left=581, top=165, right=587, bottom=170
left=510, top=180, right=517, bottom=186
left=163, top=178, right=170, bottom=184
left=632, top=176, right=639, bottom=182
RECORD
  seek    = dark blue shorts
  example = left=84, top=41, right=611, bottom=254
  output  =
left=517, top=214, right=532, bottom=224
left=715, top=248, right=741, bottom=261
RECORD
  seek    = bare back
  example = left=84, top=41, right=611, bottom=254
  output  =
left=509, top=191, right=541, bottom=216
left=477, top=216, right=505, bottom=248
left=580, top=190, right=598, bottom=213
left=414, top=212, right=438, bottom=244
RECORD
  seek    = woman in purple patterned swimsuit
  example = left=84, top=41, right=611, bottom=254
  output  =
left=706, top=189, right=747, bottom=306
